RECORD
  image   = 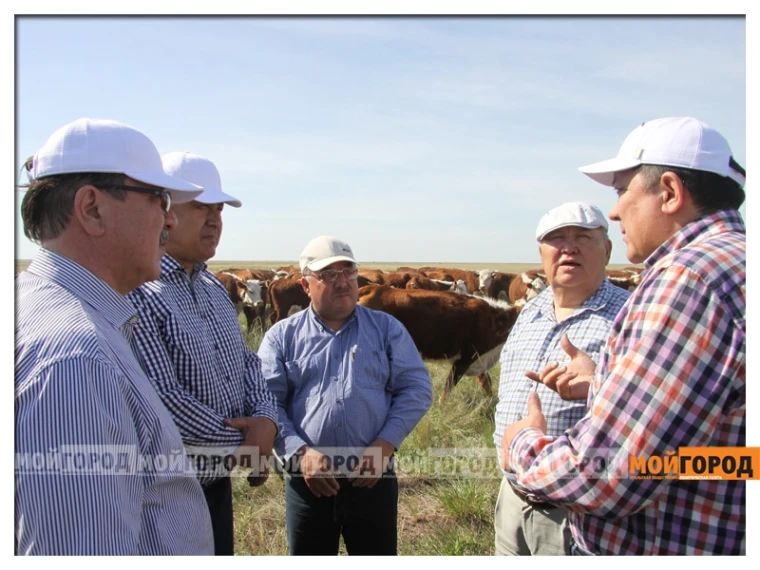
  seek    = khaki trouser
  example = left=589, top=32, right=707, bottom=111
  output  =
left=494, top=477, right=572, bottom=556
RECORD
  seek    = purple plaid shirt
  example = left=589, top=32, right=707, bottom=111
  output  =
left=508, top=210, right=745, bottom=555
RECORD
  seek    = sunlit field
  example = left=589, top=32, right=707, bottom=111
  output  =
left=13, top=258, right=640, bottom=555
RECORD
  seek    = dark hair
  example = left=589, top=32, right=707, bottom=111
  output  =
left=639, top=165, right=745, bottom=213
left=20, top=173, right=127, bottom=243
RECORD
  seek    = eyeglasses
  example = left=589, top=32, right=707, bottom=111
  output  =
left=103, top=184, right=172, bottom=214
left=308, top=266, right=359, bottom=283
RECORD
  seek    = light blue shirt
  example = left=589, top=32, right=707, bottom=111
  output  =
left=15, top=249, right=213, bottom=555
left=258, top=304, right=432, bottom=463
left=493, top=279, right=630, bottom=470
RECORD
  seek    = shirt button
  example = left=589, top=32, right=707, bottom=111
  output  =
left=337, top=422, right=343, bottom=428
left=335, top=398, right=341, bottom=403
left=333, top=376, right=339, bottom=382
left=517, top=414, right=523, bottom=420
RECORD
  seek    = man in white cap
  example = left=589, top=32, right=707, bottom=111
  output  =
left=128, top=152, right=279, bottom=556
left=15, top=118, right=214, bottom=554
left=492, top=201, right=629, bottom=555
left=501, top=117, right=746, bottom=555
left=257, top=236, right=432, bottom=555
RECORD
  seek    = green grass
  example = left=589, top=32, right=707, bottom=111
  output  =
left=235, top=316, right=503, bottom=555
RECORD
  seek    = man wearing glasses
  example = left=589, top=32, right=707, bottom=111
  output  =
left=258, top=236, right=433, bottom=555
left=128, top=152, right=279, bottom=556
left=15, top=118, right=214, bottom=554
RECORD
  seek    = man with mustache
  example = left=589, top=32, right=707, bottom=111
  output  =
left=501, top=117, right=746, bottom=555
left=128, top=152, right=278, bottom=556
left=15, top=118, right=213, bottom=554
left=492, top=201, right=630, bottom=555
left=258, top=236, right=433, bottom=555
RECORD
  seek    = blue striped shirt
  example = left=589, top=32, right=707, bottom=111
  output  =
left=15, top=248, right=213, bottom=555
left=128, top=255, right=278, bottom=484
left=493, top=279, right=630, bottom=469
left=258, top=305, right=432, bottom=463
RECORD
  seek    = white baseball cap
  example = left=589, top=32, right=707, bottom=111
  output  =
left=578, top=116, right=746, bottom=187
left=536, top=201, right=608, bottom=241
left=161, top=152, right=242, bottom=207
left=27, top=118, right=203, bottom=204
left=299, top=236, right=358, bottom=272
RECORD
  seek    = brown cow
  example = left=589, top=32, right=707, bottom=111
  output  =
left=421, top=268, right=480, bottom=294
left=406, top=275, right=457, bottom=292
left=605, top=269, right=641, bottom=292
left=215, top=270, right=270, bottom=333
left=478, top=270, right=518, bottom=302
left=395, top=266, right=422, bottom=274
left=356, top=285, right=520, bottom=402
left=381, top=271, right=416, bottom=289
left=268, top=272, right=309, bottom=324
left=357, top=269, right=386, bottom=285
left=507, top=270, right=548, bottom=305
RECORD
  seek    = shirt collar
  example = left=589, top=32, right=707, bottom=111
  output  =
left=645, top=209, right=745, bottom=270
left=529, top=278, right=619, bottom=322
left=26, top=248, right=138, bottom=329
left=307, top=304, right=358, bottom=334
left=160, top=255, right=207, bottom=280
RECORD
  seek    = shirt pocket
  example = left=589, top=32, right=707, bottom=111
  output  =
left=350, top=345, right=390, bottom=391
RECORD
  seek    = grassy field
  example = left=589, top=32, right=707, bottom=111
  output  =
left=232, top=322, right=504, bottom=556
left=13, top=257, right=641, bottom=555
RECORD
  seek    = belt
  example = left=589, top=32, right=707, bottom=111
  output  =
left=509, top=480, right=554, bottom=508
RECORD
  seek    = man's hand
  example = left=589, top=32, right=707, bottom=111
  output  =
left=500, top=392, right=546, bottom=471
left=525, top=333, right=595, bottom=401
left=225, top=416, right=277, bottom=487
left=348, top=438, right=395, bottom=488
left=298, top=446, right=341, bottom=498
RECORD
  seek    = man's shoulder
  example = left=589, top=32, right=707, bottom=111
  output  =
left=653, top=232, right=744, bottom=296
left=601, top=279, right=632, bottom=308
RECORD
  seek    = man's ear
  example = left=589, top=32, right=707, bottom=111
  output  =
left=604, top=238, right=612, bottom=265
left=72, top=185, right=107, bottom=237
left=659, top=171, right=687, bottom=215
left=300, top=275, right=312, bottom=297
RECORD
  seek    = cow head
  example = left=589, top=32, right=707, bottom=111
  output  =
left=478, top=269, right=494, bottom=291
left=243, top=279, right=265, bottom=308
left=524, top=277, right=547, bottom=301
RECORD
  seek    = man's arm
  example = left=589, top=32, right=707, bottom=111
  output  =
left=257, top=327, right=309, bottom=460
left=504, top=266, right=743, bottom=516
left=16, top=360, right=145, bottom=555
left=374, top=318, right=433, bottom=449
left=349, top=318, right=432, bottom=487
left=129, top=290, right=243, bottom=447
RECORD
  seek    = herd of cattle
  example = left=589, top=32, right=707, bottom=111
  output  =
left=216, top=265, right=643, bottom=401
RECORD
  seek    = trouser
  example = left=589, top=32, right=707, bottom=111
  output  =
left=285, top=473, right=398, bottom=555
left=202, top=477, right=234, bottom=556
left=494, top=477, right=571, bottom=556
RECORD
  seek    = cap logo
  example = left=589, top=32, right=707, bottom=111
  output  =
left=633, top=148, right=644, bottom=160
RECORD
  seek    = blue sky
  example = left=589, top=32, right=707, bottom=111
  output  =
left=13, top=15, right=747, bottom=264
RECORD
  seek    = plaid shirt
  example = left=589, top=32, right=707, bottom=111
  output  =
left=508, top=210, right=746, bottom=555
left=128, top=256, right=278, bottom=484
left=493, top=279, right=630, bottom=473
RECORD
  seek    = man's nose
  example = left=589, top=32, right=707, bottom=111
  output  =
left=165, top=208, right=178, bottom=229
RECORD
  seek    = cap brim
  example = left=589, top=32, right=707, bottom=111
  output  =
left=194, top=187, right=243, bottom=208
left=125, top=169, right=204, bottom=204
left=304, top=256, right=358, bottom=272
left=537, top=222, right=607, bottom=242
left=578, top=157, right=641, bottom=187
